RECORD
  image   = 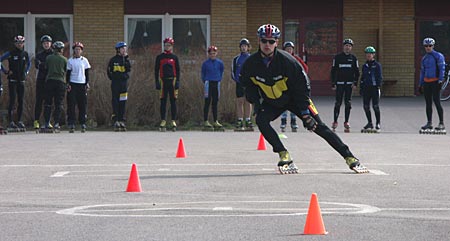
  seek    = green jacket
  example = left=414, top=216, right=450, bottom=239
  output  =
left=45, top=52, right=67, bottom=82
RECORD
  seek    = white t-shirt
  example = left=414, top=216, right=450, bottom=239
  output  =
left=67, top=56, right=91, bottom=84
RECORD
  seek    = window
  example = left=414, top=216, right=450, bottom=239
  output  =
left=305, top=21, right=338, bottom=56
left=419, top=20, right=450, bottom=59
left=0, top=14, right=72, bottom=57
left=125, top=14, right=209, bottom=57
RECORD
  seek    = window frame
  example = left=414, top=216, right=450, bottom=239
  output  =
left=124, top=13, right=210, bottom=52
left=0, top=13, right=73, bottom=57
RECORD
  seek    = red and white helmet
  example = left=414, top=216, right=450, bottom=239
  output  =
left=208, top=45, right=218, bottom=53
left=257, top=24, right=281, bottom=39
left=14, top=35, right=25, bottom=43
left=163, top=37, right=174, bottom=45
left=72, top=42, right=84, bottom=50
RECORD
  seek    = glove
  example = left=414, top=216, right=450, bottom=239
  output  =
left=301, top=115, right=317, bottom=131
left=175, top=81, right=179, bottom=90
left=418, top=86, right=424, bottom=94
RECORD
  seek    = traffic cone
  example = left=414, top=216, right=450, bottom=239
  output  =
left=303, top=193, right=327, bottom=235
left=126, top=163, right=142, bottom=192
left=176, top=137, right=186, bottom=158
left=257, top=133, right=267, bottom=150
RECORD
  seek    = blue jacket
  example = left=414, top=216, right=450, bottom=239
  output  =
left=201, top=58, right=224, bottom=82
left=231, top=52, right=250, bottom=82
left=420, top=50, right=445, bottom=86
left=360, top=60, right=383, bottom=89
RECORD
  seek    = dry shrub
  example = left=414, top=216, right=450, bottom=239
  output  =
left=0, top=51, right=238, bottom=128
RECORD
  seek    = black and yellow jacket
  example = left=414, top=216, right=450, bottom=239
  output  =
left=240, top=48, right=311, bottom=113
left=107, top=54, right=131, bottom=81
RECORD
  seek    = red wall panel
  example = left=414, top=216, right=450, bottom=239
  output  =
left=1, top=0, right=73, bottom=14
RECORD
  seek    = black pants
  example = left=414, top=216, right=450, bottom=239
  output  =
left=111, top=79, right=128, bottom=122
left=255, top=101, right=354, bottom=158
left=204, top=81, right=219, bottom=121
left=34, top=79, right=46, bottom=121
left=362, top=86, right=381, bottom=124
left=423, top=81, right=444, bottom=123
left=44, top=79, right=66, bottom=124
left=8, top=81, right=25, bottom=122
left=334, top=84, right=353, bottom=122
left=160, top=78, right=177, bottom=120
left=67, top=83, right=87, bottom=125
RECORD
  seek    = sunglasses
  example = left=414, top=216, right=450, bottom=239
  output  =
left=424, top=45, right=433, bottom=47
left=260, top=39, right=276, bottom=45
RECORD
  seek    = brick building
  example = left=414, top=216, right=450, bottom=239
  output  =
left=1, top=0, right=449, bottom=98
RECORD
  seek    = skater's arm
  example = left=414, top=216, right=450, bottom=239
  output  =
left=376, top=62, right=383, bottom=87
left=25, top=52, right=31, bottom=75
left=0, top=52, right=11, bottom=74
left=330, top=55, right=337, bottom=87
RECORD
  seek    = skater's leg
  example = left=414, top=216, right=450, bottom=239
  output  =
left=203, top=97, right=211, bottom=121
left=363, top=89, right=372, bottom=124
left=423, top=83, right=433, bottom=122
left=118, top=80, right=128, bottom=122
left=344, top=84, right=353, bottom=123
left=210, top=82, right=219, bottom=121
left=67, top=86, right=76, bottom=126
left=431, top=82, right=444, bottom=123
left=34, top=80, right=45, bottom=121
left=16, top=82, right=25, bottom=122
left=43, top=83, right=54, bottom=125
left=167, top=80, right=177, bottom=121
left=111, top=82, right=120, bottom=121
left=160, top=83, right=168, bottom=121
left=333, top=85, right=344, bottom=122
left=77, top=85, right=87, bottom=125
left=7, top=82, right=17, bottom=122
left=312, top=114, right=354, bottom=158
left=255, top=104, right=286, bottom=153
left=372, top=87, right=381, bottom=125
left=53, top=81, right=66, bottom=124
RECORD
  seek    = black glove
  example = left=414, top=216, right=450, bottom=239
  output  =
left=418, top=86, right=424, bottom=94
left=301, top=115, right=317, bottom=131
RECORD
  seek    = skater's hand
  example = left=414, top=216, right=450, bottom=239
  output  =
left=331, top=85, right=336, bottom=91
left=0, top=86, right=3, bottom=96
left=301, top=115, right=317, bottom=131
left=85, top=83, right=90, bottom=91
left=67, top=84, right=72, bottom=92
left=418, top=86, right=424, bottom=94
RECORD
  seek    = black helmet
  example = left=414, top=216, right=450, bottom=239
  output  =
left=343, top=38, right=354, bottom=46
left=52, top=41, right=65, bottom=50
left=40, top=35, right=52, bottom=43
left=239, top=38, right=250, bottom=46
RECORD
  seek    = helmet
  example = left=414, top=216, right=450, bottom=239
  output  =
left=364, top=46, right=376, bottom=53
left=423, top=37, right=435, bottom=46
left=257, top=24, right=281, bottom=39
left=40, top=35, right=52, bottom=43
left=14, top=35, right=25, bottom=43
left=343, top=38, right=354, bottom=46
left=115, top=41, right=127, bottom=49
left=72, top=42, right=84, bottom=50
left=163, top=37, right=174, bottom=45
left=208, top=45, right=218, bottom=53
left=239, top=38, right=250, bottom=46
left=52, top=41, right=65, bottom=50
left=283, top=41, right=295, bottom=49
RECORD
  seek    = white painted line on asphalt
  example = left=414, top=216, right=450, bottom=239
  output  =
left=50, top=171, right=70, bottom=177
left=368, top=169, right=388, bottom=175
left=158, top=168, right=170, bottom=171
left=56, top=201, right=382, bottom=218
left=213, top=207, right=233, bottom=211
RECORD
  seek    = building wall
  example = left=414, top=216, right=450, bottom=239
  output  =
left=344, top=0, right=415, bottom=96
left=247, top=0, right=283, bottom=50
left=73, top=0, right=124, bottom=66
left=210, top=0, right=247, bottom=67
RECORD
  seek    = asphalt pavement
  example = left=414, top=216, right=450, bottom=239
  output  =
left=1, top=96, right=449, bottom=241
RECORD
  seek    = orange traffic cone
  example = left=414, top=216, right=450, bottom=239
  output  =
left=176, top=137, right=186, bottom=158
left=126, top=163, right=142, bottom=192
left=303, top=193, right=327, bottom=235
left=257, top=133, right=267, bottom=150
